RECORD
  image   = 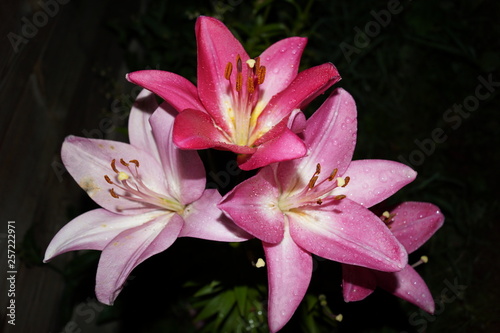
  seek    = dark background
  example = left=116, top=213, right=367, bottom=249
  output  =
left=1, top=0, right=499, bottom=332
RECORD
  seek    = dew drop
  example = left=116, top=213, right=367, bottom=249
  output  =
left=280, top=48, right=286, bottom=53
left=273, top=68, right=280, bottom=74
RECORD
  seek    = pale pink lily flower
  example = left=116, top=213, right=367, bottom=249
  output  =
left=126, top=16, right=341, bottom=170
left=44, top=90, right=250, bottom=305
left=219, top=88, right=417, bottom=332
left=342, top=201, right=445, bottom=313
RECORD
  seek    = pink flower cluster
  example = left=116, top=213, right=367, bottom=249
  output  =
left=45, top=16, right=444, bottom=332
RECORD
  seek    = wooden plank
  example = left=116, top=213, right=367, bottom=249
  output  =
left=1, top=0, right=137, bottom=331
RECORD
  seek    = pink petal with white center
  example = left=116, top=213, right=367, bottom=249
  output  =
left=180, top=189, right=251, bottom=242
left=150, top=107, right=205, bottom=205
left=196, top=16, right=249, bottom=133
left=128, top=89, right=159, bottom=160
left=62, top=136, right=171, bottom=215
left=219, top=167, right=284, bottom=244
left=43, top=209, right=165, bottom=261
left=238, top=128, right=307, bottom=171
left=172, top=109, right=255, bottom=154
left=95, top=213, right=183, bottom=305
left=257, top=37, right=307, bottom=106
left=389, top=202, right=444, bottom=253
left=374, top=265, right=435, bottom=314
left=126, top=70, right=205, bottom=112
left=277, top=88, right=357, bottom=192
left=342, top=264, right=377, bottom=302
left=288, top=199, right=407, bottom=272
left=252, top=63, right=341, bottom=141
left=264, top=224, right=312, bottom=333
left=335, top=160, right=417, bottom=207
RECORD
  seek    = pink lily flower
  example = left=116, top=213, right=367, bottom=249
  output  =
left=44, top=90, right=250, bottom=305
left=342, top=201, right=445, bottom=313
left=218, top=88, right=417, bottom=332
left=126, top=16, right=341, bottom=170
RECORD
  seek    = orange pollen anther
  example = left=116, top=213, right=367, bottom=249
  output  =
left=257, top=66, right=266, bottom=85
left=328, top=168, right=338, bottom=181
left=104, top=175, right=113, bottom=184
left=109, top=188, right=119, bottom=199
left=111, top=159, right=119, bottom=173
left=224, top=62, right=233, bottom=80
left=236, top=72, right=243, bottom=92
left=129, top=159, right=140, bottom=167
left=120, top=158, right=129, bottom=167
left=343, top=176, right=350, bottom=187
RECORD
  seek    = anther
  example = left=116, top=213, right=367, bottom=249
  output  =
left=317, top=199, right=323, bottom=205
left=334, top=195, right=346, bottom=200
left=328, top=168, right=338, bottom=181
left=104, top=175, right=113, bottom=184
left=236, top=72, right=243, bottom=92
left=236, top=54, right=242, bottom=73
left=224, top=62, right=233, bottom=80
left=129, top=159, right=140, bottom=167
left=111, top=159, right=119, bottom=173
left=257, top=66, right=266, bottom=85
left=343, top=176, right=350, bottom=187
left=120, top=158, right=129, bottom=167
left=308, top=164, right=322, bottom=189
left=255, top=56, right=260, bottom=71
left=247, top=75, right=255, bottom=94
left=109, top=188, right=119, bottom=199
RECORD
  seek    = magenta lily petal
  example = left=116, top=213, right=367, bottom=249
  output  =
left=128, top=89, right=160, bottom=159
left=95, top=213, right=184, bottom=304
left=257, top=37, right=307, bottom=105
left=238, top=128, right=307, bottom=171
left=180, top=189, right=251, bottom=242
left=172, top=108, right=255, bottom=154
left=252, top=63, right=341, bottom=142
left=264, top=225, right=312, bottom=333
left=44, top=209, right=165, bottom=260
left=219, top=167, right=284, bottom=244
left=287, top=109, right=306, bottom=133
left=127, top=16, right=342, bottom=169
left=375, top=264, right=435, bottom=313
left=288, top=200, right=407, bottom=272
left=342, top=264, right=377, bottom=302
left=126, top=70, right=205, bottom=112
left=149, top=107, right=206, bottom=205
left=335, top=160, right=417, bottom=207
left=389, top=202, right=445, bottom=253
left=342, top=201, right=443, bottom=313
left=61, top=136, right=170, bottom=214
left=196, top=16, right=249, bottom=133
left=277, top=88, right=357, bottom=191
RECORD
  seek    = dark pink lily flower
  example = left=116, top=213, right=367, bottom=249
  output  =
left=342, top=201, right=445, bottom=313
left=44, top=90, right=250, bottom=305
left=219, top=88, right=417, bottom=332
left=127, top=16, right=341, bottom=170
